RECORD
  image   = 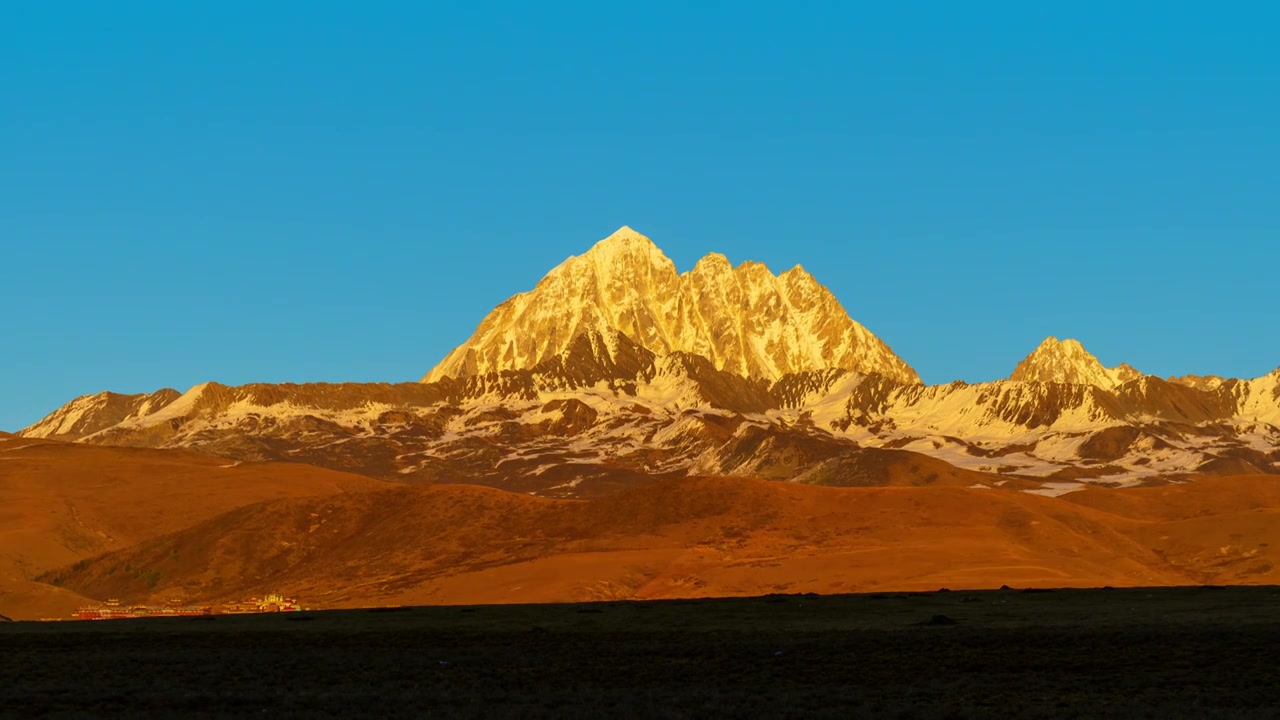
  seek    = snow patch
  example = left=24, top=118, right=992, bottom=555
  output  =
left=1023, top=482, right=1086, bottom=497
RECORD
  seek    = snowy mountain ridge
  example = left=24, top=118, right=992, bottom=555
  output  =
left=1009, top=337, right=1144, bottom=389
left=20, top=339, right=1280, bottom=498
left=422, top=226, right=920, bottom=385
left=16, top=226, right=1280, bottom=498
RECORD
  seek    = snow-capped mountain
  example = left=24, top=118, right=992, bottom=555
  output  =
left=423, top=226, right=920, bottom=385
left=820, top=367, right=1280, bottom=487
left=1009, top=337, right=1143, bottom=389
left=22, top=345, right=1280, bottom=498
left=18, top=227, right=1280, bottom=498
left=20, top=389, right=182, bottom=441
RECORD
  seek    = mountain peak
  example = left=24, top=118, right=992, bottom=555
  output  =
left=591, top=225, right=654, bottom=248
left=1167, top=373, right=1229, bottom=391
left=1009, top=337, right=1143, bottom=389
left=19, top=388, right=182, bottom=440
left=692, top=252, right=733, bottom=274
left=576, top=226, right=667, bottom=267
left=1031, top=336, right=1087, bottom=354
left=423, top=227, right=920, bottom=384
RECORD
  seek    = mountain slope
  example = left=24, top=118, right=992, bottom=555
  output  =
left=0, top=437, right=389, bottom=619
left=423, top=226, right=919, bottom=384
left=820, top=365, right=1280, bottom=483
left=21, top=389, right=181, bottom=441
left=18, top=355, right=1280, bottom=497
left=49, top=476, right=1229, bottom=609
left=1009, top=337, right=1142, bottom=389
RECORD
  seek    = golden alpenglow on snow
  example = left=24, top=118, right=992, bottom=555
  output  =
left=422, top=226, right=920, bottom=384
left=1009, top=337, right=1144, bottom=390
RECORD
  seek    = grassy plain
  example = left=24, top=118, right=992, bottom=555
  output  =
left=4, top=585, right=1279, bottom=718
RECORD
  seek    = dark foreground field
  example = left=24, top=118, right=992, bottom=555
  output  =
left=4, top=586, right=1280, bottom=718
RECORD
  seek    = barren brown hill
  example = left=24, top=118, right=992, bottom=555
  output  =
left=0, top=438, right=390, bottom=619
left=790, top=446, right=1008, bottom=487
left=1062, top=474, right=1280, bottom=584
left=49, top=474, right=1280, bottom=614
left=0, top=579, right=98, bottom=623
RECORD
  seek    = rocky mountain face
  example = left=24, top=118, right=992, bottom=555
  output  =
left=1167, top=374, right=1230, bottom=391
left=1009, top=337, right=1143, bottom=389
left=423, top=226, right=920, bottom=385
left=21, top=343, right=1280, bottom=499
left=18, top=228, right=1280, bottom=498
left=827, top=366, right=1280, bottom=485
left=20, top=389, right=182, bottom=441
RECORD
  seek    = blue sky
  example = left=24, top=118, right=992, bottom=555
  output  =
left=2, top=2, right=1278, bottom=430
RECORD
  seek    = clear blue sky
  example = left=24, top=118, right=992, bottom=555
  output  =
left=3, top=2, right=1278, bottom=430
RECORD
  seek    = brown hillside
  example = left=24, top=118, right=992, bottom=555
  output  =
left=1065, top=474, right=1280, bottom=521
left=1063, top=475, right=1280, bottom=584
left=796, top=446, right=1006, bottom=487
left=0, top=579, right=98, bottom=622
left=0, top=438, right=389, bottom=619
left=52, top=475, right=1271, bottom=613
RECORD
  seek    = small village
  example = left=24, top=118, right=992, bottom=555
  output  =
left=74, top=593, right=302, bottom=621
